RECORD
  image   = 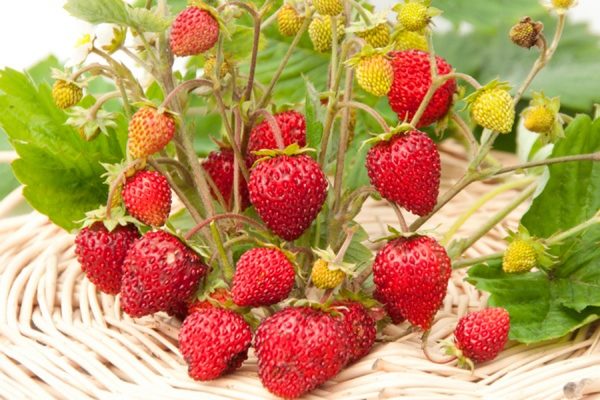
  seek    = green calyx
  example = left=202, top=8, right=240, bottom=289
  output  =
left=373, top=225, right=438, bottom=243
left=521, top=91, right=565, bottom=144
left=335, top=288, right=382, bottom=309
left=345, top=44, right=393, bottom=67
left=392, top=0, right=443, bottom=32
left=442, top=339, right=474, bottom=371
left=361, top=122, right=414, bottom=148
left=66, top=107, right=118, bottom=141
left=78, top=205, right=139, bottom=232
left=312, top=246, right=358, bottom=276
left=506, top=225, right=555, bottom=269
left=347, top=11, right=388, bottom=33
left=463, top=79, right=512, bottom=107
left=252, top=143, right=316, bottom=165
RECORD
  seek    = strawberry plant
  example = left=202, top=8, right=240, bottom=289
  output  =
left=0, top=0, right=600, bottom=397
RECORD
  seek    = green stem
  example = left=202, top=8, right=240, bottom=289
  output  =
left=346, top=0, right=372, bottom=25
left=254, top=109, right=285, bottom=149
left=450, top=112, right=478, bottom=159
left=547, top=214, right=600, bottom=245
left=391, top=202, right=409, bottom=232
left=210, top=221, right=234, bottom=281
left=185, top=213, right=266, bottom=240
left=491, top=152, right=600, bottom=176
left=452, top=252, right=503, bottom=270
left=336, top=101, right=390, bottom=132
left=161, top=79, right=212, bottom=109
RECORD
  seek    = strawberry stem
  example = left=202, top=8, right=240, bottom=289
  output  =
left=254, top=109, right=285, bottom=149
left=491, top=152, right=600, bottom=176
left=336, top=101, right=390, bottom=132
left=161, top=78, right=213, bottom=110
left=421, top=331, right=457, bottom=364
left=185, top=214, right=266, bottom=240
left=210, top=221, right=234, bottom=281
left=450, top=112, right=478, bottom=160
left=390, top=203, right=409, bottom=233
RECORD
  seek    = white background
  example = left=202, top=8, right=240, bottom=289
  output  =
left=0, top=1, right=599, bottom=70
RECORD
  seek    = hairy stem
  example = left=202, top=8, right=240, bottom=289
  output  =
left=254, top=109, right=285, bottom=149
left=210, top=221, right=234, bottom=281
left=450, top=112, right=478, bottom=159
left=161, top=79, right=212, bottom=108
left=452, top=252, right=503, bottom=270
left=214, top=90, right=250, bottom=181
left=492, top=152, right=600, bottom=176
left=391, top=203, right=409, bottom=233
left=185, top=214, right=266, bottom=240
left=336, top=101, right=391, bottom=132
left=332, top=67, right=354, bottom=215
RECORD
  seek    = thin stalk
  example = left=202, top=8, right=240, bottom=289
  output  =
left=120, top=47, right=154, bottom=75
left=347, top=0, right=372, bottom=24
left=232, top=107, right=244, bottom=213
left=492, top=152, right=600, bottom=176
left=336, top=101, right=391, bottom=132
left=254, top=109, right=285, bottom=149
left=210, top=221, right=234, bottom=281
left=334, top=226, right=358, bottom=262
left=332, top=67, right=354, bottom=215
left=152, top=157, right=194, bottom=185
left=185, top=214, right=266, bottom=240
left=391, top=203, right=409, bottom=233
left=244, top=10, right=262, bottom=101
left=426, top=32, right=438, bottom=80
left=88, top=91, right=121, bottom=119
left=133, top=28, right=161, bottom=67
left=450, top=112, right=478, bottom=159
left=70, top=63, right=115, bottom=81
left=547, top=214, right=600, bottom=245
left=452, top=252, right=503, bottom=270
left=214, top=90, right=250, bottom=181
left=409, top=73, right=455, bottom=127
left=161, top=79, right=213, bottom=108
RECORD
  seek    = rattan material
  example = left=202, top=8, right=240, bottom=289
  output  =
left=0, top=142, right=598, bottom=400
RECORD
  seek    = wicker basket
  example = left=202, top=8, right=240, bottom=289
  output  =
left=0, top=142, right=599, bottom=400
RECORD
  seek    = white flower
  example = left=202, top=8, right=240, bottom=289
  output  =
left=541, top=0, right=578, bottom=14
left=66, top=33, right=94, bottom=68
left=95, top=24, right=126, bottom=54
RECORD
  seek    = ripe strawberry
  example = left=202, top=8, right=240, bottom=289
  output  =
left=313, top=0, right=343, bottom=16
left=254, top=307, right=349, bottom=398
left=502, top=239, right=537, bottom=273
left=170, top=6, right=219, bottom=56
left=179, top=307, right=252, bottom=381
left=231, top=248, right=295, bottom=307
left=128, top=107, right=176, bottom=159
left=277, top=4, right=305, bottom=37
left=249, top=154, right=328, bottom=241
left=311, top=259, right=345, bottom=289
left=74, top=222, right=139, bottom=295
left=202, top=149, right=250, bottom=210
left=373, top=235, right=451, bottom=329
left=387, top=50, right=456, bottom=127
left=308, top=15, right=345, bottom=53
left=392, top=30, right=427, bottom=51
left=510, top=17, right=543, bottom=49
left=122, top=170, right=172, bottom=226
left=52, top=79, right=82, bottom=109
left=366, top=130, right=440, bottom=216
left=356, top=23, right=391, bottom=48
left=121, top=231, right=207, bottom=317
left=333, top=301, right=376, bottom=363
left=354, top=54, right=394, bottom=97
left=449, top=308, right=510, bottom=368
left=465, top=80, right=515, bottom=134
left=246, top=110, right=306, bottom=166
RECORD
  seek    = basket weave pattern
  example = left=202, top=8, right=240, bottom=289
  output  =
left=0, top=143, right=599, bottom=399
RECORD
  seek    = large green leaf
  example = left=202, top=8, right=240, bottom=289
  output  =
left=64, top=0, right=129, bottom=26
left=0, top=69, right=125, bottom=231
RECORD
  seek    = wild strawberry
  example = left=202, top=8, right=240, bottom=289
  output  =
left=128, top=107, right=176, bottom=159
left=311, top=259, right=345, bottom=289
left=510, top=17, right=544, bottom=49
left=231, top=248, right=296, bottom=307
left=387, top=50, right=456, bottom=127
left=203, top=55, right=230, bottom=79
left=188, top=288, right=232, bottom=313
left=333, top=301, right=376, bottom=363
left=447, top=308, right=510, bottom=368
left=356, top=23, right=391, bottom=48
left=465, top=80, right=515, bottom=134
left=52, top=79, right=82, bottom=109
left=502, top=239, right=537, bottom=273
left=521, top=92, right=564, bottom=143
left=254, top=307, right=349, bottom=398
left=277, top=4, right=305, bottom=36
left=353, top=54, right=394, bottom=97
left=392, top=30, right=427, bottom=51
left=202, top=149, right=250, bottom=210
left=248, top=152, right=328, bottom=241
left=313, top=0, right=343, bottom=16
left=122, top=170, right=172, bottom=226
left=246, top=110, right=306, bottom=166
left=393, top=0, right=441, bottom=32
left=366, top=130, right=440, bottom=216
left=373, top=235, right=451, bottom=329
left=179, top=307, right=252, bottom=380
left=74, top=222, right=139, bottom=295
left=120, top=231, right=207, bottom=317
left=170, top=6, right=219, bottom=56
left=308, top=15, right=345, bottom=53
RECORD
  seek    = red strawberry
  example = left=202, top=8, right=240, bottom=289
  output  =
left=387, top=50, right=456, bottom=127
left=179, top=307, right=252, bottom=380
left=122, top=170, right=172, bottom=226
left=128, top=107, right=176, bottom=159
left=333, top=301, right=377, bottom=364
left=249, top=154, right=327, bottom=241
left=246, top=111, right=306, bottom=166
left=170, top=6, right=219, bottom=56
left=450, top=308, right=510, bottom=367
left=188, top=288, right=232, bottom=313
left=74, top=222, right=140, bottom=295
left=121, top=231, right=207, bottom=317
left=231, top=248, right=295, bottom=307
left=366, top=130, right=440, bottom=216
left=254, top=307, right=349, bottom=398
left=202, top=149, right=250, bottom=210
left=373, top=235, right=451, bottom=330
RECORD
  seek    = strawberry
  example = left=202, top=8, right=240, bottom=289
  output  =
left=120, top=231, right=208, bottom=317
left=179, top=307, right=252, bottom=381
left=277, top=4, right=305, bottom=37
left=465, top=80, right=515, bottom=134
left=74, top=222, right=139, bottom=295
left=254, top=307, right=349, bottom=398
left=248, top=153, right=328, bottom=241
left=188, top=288, right=232, bottom=313
left=521, top=92, right=564, bottom=144
left=373, top=235, right=451, bottom=329
left=366, top=130, right=440, bottom=216
left=308, top=15, right=345, bottom=53
left=356, top=23, right=391, bottom=48
left=387, top=50, right=456, bottom=127
left=128, top=107, right=176, bottom=159
left=510, top=17, right=543, bottom=49
left=231, top=248, right=295, bottom=307
left=246, top=110, right=306, bottom=166
left=333, top=301, right=376, bottom=364
left=393, top=0, right=441, bottom=32
left=202, top=149, right=250, bottom=210
left=353, top=53, right=394, bottom=97
left=52, top=79, right=83, bottom=109
left=170, top=6, right=219, bottom=56
left=313, top=0, right=343, bottom=16
left=502, top=239, right=537, bottom=273
left=122, top=170, right=172, bottom=226
left=311, top=259, right=345, bottom=289
left=448, top=308, right=510, bottom=368
left=392, top=30, right=428, bottom=51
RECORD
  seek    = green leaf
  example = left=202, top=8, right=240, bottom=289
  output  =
left=64, top=0, right=129, bottom=25
left=435, top=0, right=542, bottom=29
left=127, top=7, right=171, bottom=32
left=467, top=260, right=600, bottom=343
left=0, top=68, right=125, bottom=231
left=522, top=115, right=600, bottom=237
left=304, top=78, right=323, bottom=154
left=223, top=25, right=266, bottom=61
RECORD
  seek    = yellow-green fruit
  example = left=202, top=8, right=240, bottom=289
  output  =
left=311, top=259, right=345, bottom=289
left=392, top=30, right=428, bottom=51
left=204, top=56, right=229, bottom=78
left=523, top=106, right=554, bottom=133
left=313, top=0, right=343, bottom=16
left=277, top=4, right=305, bottom=36
left=52, top=80, right=83, bottom=109
left=552, top=0, right=575, bottom=8
left=397, top=2, right=429, bottom=31
left=502, top=240, right=538, bottom=273
left=356, top=23, right=391, bottom=48
left=356, top=55, right=394, bottom=97
left=470, top=89, right=515, bottom=133
left=308, top=16, right=345, bottom=53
